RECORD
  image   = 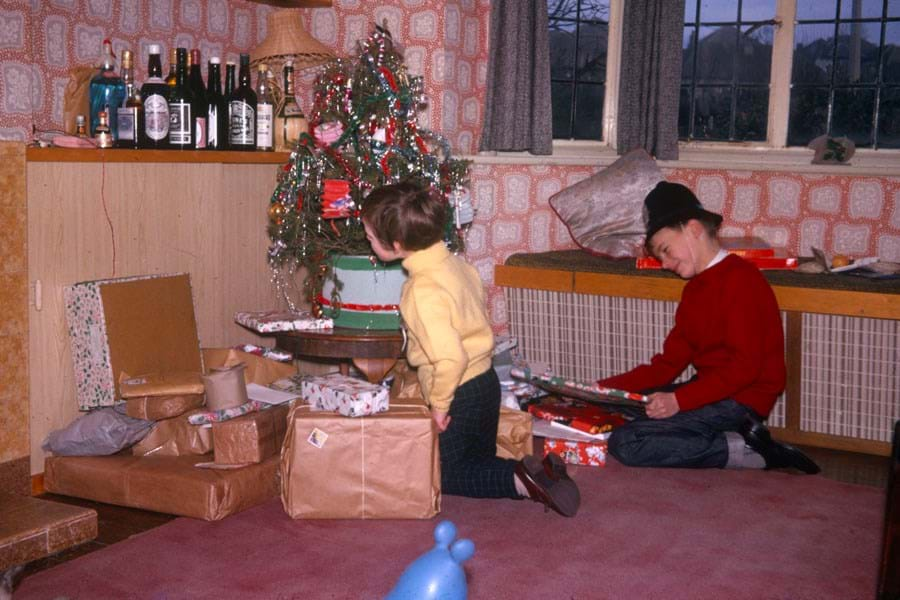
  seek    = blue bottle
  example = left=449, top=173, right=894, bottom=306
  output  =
left=89, top=39, right=126, bottom=140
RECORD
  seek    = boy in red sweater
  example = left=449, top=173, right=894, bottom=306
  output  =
left=598, top=182, right=819, bottom=474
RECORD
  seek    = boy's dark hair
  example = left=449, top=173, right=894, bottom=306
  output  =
left=361, top=182, right=446, bottom=251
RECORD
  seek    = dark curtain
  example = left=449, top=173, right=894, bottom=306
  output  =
left=479, top=0, right=553, bottom=155
left=616, top=0, right=686, bottom=160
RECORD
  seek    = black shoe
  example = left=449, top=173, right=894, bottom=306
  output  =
left=740, top=415, right=821, bottom=475
left=515, top=455, right=581, bottom=517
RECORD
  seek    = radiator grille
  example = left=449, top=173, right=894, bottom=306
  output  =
left=505, top=287, right=899, bottom=442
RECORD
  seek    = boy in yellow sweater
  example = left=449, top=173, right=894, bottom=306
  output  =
left=362, top=182, right=580, bottom=516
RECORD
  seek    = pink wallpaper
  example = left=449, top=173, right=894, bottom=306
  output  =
left=2, top=0, right=898, bottom=334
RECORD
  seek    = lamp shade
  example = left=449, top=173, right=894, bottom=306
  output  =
left=251, top=9, right=335, bottom=70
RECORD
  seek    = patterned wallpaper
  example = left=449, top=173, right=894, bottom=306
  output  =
left=2, top=0, right=898, bottom=334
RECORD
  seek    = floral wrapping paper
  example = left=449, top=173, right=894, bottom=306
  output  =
left=300, top=374, right=390, bottom=417
left=188, top=400, right=268, bottom=426
left=544, top=438, right=608, bottom=467
left=234, top=310, right=333, bottom=333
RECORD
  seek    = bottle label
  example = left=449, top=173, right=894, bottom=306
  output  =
left=283, top=100, right=303, bottom=117
left=170, top=101, right=192, bottom=145
left=230, top=100, right=255, bottom=145
left=144, top=94, right=169, bottom=140
left=117, top=107, right=135, bottom=141
left=257, top=103, right=273, bottom=148
left=195, top=116, right=207, bottom=149
left=208, top=105, right=218, bottom=147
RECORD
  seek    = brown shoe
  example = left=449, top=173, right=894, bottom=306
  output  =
left=515, top=455, right=580, bottom=517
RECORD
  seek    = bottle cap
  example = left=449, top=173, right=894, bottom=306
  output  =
left=258, top=63, right=267, bottom=72
left=190, top=49, right=200, bottom=66
left=149, top=44, right=160, bottom=54
left=122, top=49, right=133, bottom=68
left=210, top=56, right=220, bottom=64
left=75, top=115, right=85, bottom=124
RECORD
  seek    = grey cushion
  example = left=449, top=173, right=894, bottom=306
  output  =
left=549, top=148, right=663, bottom=257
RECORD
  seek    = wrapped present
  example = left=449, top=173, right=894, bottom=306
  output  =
left=544, top=438, right=609, bottom=467
left=234, top=310, right=333, bottom=333
left=120, top=371, right=206, bottom=420
left=64, top=274, right=203, bottom=410
left=281, top=401, right=439, bottom=519
left=124, top=393, right=205, bottom=421
left=528, top=398, right=626, bottom=436
left=212, top=404, right=290, bottom=465
left=234, top=344, right=293, bottom=363
left=188, top=400, right=266, bottom=426
left=131, top=408, right=213, bottom=457
left=300, top=374, right=389, bottom=417
left=496, top=408, right=533, bottom=460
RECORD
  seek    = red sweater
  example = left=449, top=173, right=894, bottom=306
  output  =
left=598, top=254, right=785, bottom=417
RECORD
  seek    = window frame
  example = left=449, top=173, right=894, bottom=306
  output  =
left=516, top=0, right=900, bottom=174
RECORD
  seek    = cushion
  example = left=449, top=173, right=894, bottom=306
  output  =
left=549, top=148, right=663, bottom=257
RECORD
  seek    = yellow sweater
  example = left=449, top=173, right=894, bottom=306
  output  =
left=400, top=242, right=494, bottom=412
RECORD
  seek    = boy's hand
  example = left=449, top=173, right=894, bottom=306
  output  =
left=431, top=408, right=451, bottom=432
left=646, top=392, right=680, bottom=419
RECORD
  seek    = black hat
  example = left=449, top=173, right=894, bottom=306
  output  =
left=643, top=181, right=723, bottom=241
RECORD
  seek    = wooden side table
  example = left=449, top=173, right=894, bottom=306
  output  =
left=275, top=327, right=405, bottom=383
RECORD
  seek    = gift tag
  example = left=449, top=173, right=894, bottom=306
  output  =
left=307, top=427, right=328, bottom=449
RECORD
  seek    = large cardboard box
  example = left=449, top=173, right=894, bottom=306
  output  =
left=64, top=274, right=203, bottom=410
left=281, top=402, right=440, bottom=519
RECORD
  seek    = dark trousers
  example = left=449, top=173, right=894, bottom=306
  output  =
left=609, top=397, right=755, bottom=469
left=439, top=368, right=519, bottom=498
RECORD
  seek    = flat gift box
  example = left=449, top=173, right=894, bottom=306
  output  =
left=234, top=310, right=333, bottom=333
left=544, top=438, right=609, bottom=467
left=300, top=373, right=390, bottom=417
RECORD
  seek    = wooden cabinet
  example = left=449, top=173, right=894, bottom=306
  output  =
left=27, top=149, right=292, bottom=473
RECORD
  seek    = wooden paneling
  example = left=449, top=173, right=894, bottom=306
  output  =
left=494, top=265, right=573, bottom=293
left=27, top=161, right=290, bottom=474
left=26, top=148, right=290, bottom=164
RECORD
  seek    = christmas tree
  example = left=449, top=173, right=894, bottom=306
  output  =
left=266, top=25, right=471, bottom=315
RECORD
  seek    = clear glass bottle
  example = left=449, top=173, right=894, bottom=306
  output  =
left=205, top=57, right=227, bottom=150
left=89, top=39, right=126, bottom=140
left=75, top=115, right=88, bottom=138
left=228, top=54, right=257, bottom=151
left=140, top=44, right=169, bottom=149
left=275, top=60, right=307, bottom=151
left=255, top=63, right=274, bottom=152
left=116, top=49, right=142, bottom=149
left=168, top=48, right=194, bottom=149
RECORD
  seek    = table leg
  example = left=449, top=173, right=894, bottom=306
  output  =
left=352, top=357, right=398, bottom=383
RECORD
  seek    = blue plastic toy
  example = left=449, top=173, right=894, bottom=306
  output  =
left=386, top=520, right=475, bottom=600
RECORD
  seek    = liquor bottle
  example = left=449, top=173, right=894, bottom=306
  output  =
left=75, top=115, right=88, bottom=138
left=205, top=57, right=227, bottom=150
left=166, top=47, right=178, bottom=89
left=224, top=61, right=236, bottom=149
left=115, top=49, right=142, bottom=149
left=94, top=110, right=113, bottom=148
left=189, top=49, right=207, bottom=149
left=89, top=39, right=126, bottom=140
left=140, top=44, right=169, bottom=148
left=275, top=60, right=307, bottom=151
left=255, top=63, right=274, bottom=152
left=168, top=48, right=194, bottom=149
left=228, top=54, right=256, bottom=151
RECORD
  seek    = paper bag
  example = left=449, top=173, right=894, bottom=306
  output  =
left=63, top=66, right=94, bottom=134
left=496, top=408, right=533, bottom=460
left=281, top=401, right=440, bottom=519
left=389, top=359, right=423, bottom=401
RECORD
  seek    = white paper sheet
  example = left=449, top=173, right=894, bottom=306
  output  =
left=246, top=383, right=299, bottom=405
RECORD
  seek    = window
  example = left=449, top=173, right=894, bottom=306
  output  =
left=548, top=0, right=900, bottom=150
left=548, top=0, right=610, bottom=141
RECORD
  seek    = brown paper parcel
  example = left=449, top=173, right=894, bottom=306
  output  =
left=496, top=408, right=534, bottom=460
left=202, top=347, right=297, bottom=385
left=213, top=403, right=290, bottom=465
left=119, top=370, right=206, bottom=420
left=124, top=393, right=205, bottom=421
left=131, top=408, right=212, bottom=457
left=281, top=402, right=440, bottom=519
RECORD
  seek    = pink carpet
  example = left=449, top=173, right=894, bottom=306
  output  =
left=17, top=460, right=883, bottom=599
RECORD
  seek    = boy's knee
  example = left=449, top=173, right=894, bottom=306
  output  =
left=608, top=428, right=640, bottom=465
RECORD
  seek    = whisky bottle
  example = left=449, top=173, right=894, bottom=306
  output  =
left=275, top=60, right=307, bottom=151
left=166, top=47, right=178, bottom=89
left=139, top=44, right=169, bottom=149
left=168, top=48, right=194, bottom=149
left=205, top=57, right=227, bottom=150
left=255, top=63, right=274, bottom=152
left=116, top=49, right=142, bottom=149
left=228, top=54, right=256, bottom=151
left=94, top=110, right=113, bottom=148
left=189, top=49, right=206, bottom=148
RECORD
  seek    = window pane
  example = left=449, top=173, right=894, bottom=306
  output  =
left=788, top=87, right=830, bottom=145
left=551, top=82, right=574, bottom=139
left=832, top=87, right=876, bottom=146
left=834, top=22, right=881, bottom=84
left=839, top=0, right=885, bottom=19
left=574, top=83, right=604, bottom=140
left=890, top=0, right=900, bottom=17
left=797, top=0, right=838, bottom=20
left=549, top=20, right=576, bottom=79
left=692, top=86, right=733, bottom=139
left=741, top=1, right=776, bottom=22
left=682, top=27, right=696, bottom=81
left=549, top=0, right=578, bottom=20
left=685, top=0, right=697, bottom=22
left=878, top=87, right=900, bottom=147
left=697, top=26, right=736, bottom=83
left=738, top=25, right=773, bottom=83
left=679, top=86, right=692, bottom=137
left=792, top=23, right=836, bottom=84
left=699, top=0, right=737, bottom=22
left=580, top=0, right=610, bottom=22
left=735, top=87, right=769, bottom=140
left=882, top=22, right=900, bottom=82
left=576, top=21, right=607, bottom=82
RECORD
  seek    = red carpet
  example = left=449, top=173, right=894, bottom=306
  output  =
left=17, top=461, right=882, bottom=599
